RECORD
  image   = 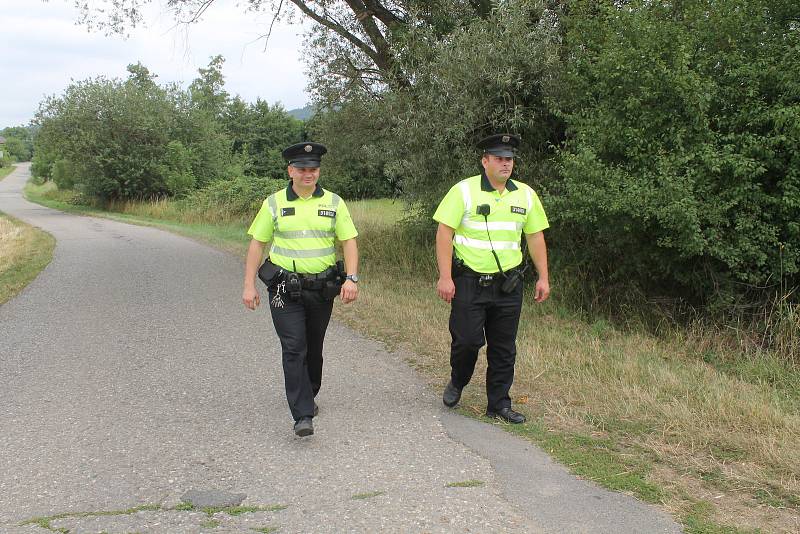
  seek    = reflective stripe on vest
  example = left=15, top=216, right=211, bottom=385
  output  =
left=268, top=194, right=278, bottom=223
left=271, top=245, right=336, bottom=258
left=330, top=193, right=341, bottom=230
left=274, top=229, right=335, bottom=239
left=454, top=234, right=520, bottom=250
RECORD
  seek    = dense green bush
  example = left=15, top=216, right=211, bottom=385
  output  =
left=32, top=63, right=237, bottom=200
left=223, top=98, right=304, bottom=179
left=1, top=126, right=35, bottom=161
left=308, top=105, right=397, bottom=199
left=551, top=0, right=800, bottom=305
left=181, top=174, right=286, bottom=219
left=379, top=1, right=562, bottom=209
left=50, top=159, right=80, bottom=190
left=31, top=59, right=307, bottom=202
left=160, top=140, right=196, bottom=196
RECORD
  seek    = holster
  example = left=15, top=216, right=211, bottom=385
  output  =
left=500, top=270, right=522, bottom=293
left=286, top=272, right=302, bottom=301
left=258, top=260, right=283, bottom=288
left=452, top=256, right=466, bottom=278
left=321, top=260, right=346, bottom=301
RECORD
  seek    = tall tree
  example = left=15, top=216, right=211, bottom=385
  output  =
left=71, top=0, right=493, bottom=101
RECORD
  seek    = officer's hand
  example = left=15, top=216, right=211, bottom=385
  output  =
left=437, top=277, right=456, bottom=303
left=243, top=286, right=261, bottom=310
left=340, top=280, right=358, bottom=304
left=534, top=278, right=550, bottom=303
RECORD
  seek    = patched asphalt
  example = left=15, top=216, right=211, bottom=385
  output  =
left=0, top=163, right=682, bottom=533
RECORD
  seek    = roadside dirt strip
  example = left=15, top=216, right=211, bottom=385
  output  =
left=0, top=163, right=682, bottom=533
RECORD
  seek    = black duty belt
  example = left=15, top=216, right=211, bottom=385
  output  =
left=296, top=266, right=338, bottom=290
left=460, top=265, right=522, bottom=287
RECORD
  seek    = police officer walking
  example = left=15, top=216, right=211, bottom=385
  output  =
left=433, top=134, right=550, bottom=424
left=242, top=142, right=359, bottom=437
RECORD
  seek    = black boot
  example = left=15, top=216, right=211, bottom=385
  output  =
left=294, top=417, right=314, bottom=437
left=442, top=380, right=462, bottom=408
left=485, top=407, right=526, bottom=424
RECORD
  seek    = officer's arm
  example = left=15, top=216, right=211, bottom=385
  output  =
left=436, top=223, right=457, bottom=303
left=243, top=239, right=267, bottom=310
left=339, top=238, right=359, bottom=304
left=525, top=231, right=550, bottom=303
left=341, top=238, right=359, bottom=278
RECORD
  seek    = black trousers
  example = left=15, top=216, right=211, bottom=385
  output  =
left=268, top=284, right=334, bottom=422
left=449, top=275, right=524, bottom=412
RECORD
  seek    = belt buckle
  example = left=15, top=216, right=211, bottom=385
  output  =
left=478, top=274, right=494, bottom=287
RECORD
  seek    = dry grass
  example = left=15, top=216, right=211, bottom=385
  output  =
left=334, top=199, right=800, bottom=533
left=0, top=213, right=55, bottom=305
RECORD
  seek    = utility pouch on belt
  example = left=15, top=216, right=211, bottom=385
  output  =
left=286, top=272, right=302, bottom=301
left=322, top=260, right=346, bottom=301
left=258, top=260, right=283, bottom=287
left=452, top=256, right=466, bottom=278
left=500, top=271, right=521, bottom=293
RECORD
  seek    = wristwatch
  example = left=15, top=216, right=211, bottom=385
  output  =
left=346, top=274, right=359, bottom=283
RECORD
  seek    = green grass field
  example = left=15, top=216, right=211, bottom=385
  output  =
left=23, top=182, right=800, bottom=533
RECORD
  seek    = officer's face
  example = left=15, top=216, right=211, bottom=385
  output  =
left=481, top=155, right=514, bottom=182
left=288, top=165, right=321, bottom=188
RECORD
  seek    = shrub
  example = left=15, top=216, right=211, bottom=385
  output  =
left=181, top=174, right=286, bottom=221
left=51, top=159, right=79, bottom=190
left=550, top=0, right=800, bottom=306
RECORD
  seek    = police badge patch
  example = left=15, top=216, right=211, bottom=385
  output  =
left=511, top=206, right=526, bottom=215
left=318, top=209, right=336, bottom=218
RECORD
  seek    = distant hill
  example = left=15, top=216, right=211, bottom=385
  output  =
left=288, top=105, right=316, bottom=121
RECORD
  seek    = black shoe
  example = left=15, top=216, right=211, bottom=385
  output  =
left=485, top=407, right=526, bottom=424
left=313, top=402, right=319, bottom=417
left=294, top=417, right=314, bottom=437
left=442, top=380, right=462, bottom=408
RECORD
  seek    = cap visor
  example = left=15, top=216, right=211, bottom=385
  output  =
left=290, top=160, right=321, bottom=168
left=485, top=148, right=516, bottom=158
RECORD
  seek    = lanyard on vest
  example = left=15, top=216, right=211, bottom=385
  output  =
left=476, top=203, right=505, bottom=275
left=477, top=203, right=531, bottom=279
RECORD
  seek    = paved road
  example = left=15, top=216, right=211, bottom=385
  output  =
left=0, top=163, right=682, bottom=533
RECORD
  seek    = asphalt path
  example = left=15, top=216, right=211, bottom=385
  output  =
left=0, top=163, right=682, bottom=533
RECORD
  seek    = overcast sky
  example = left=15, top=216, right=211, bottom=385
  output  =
left=0, top=0, right=311, bottom=128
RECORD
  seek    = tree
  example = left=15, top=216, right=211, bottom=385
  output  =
left=189, top=55, right=229, bottom=119
left=71, top=0, right=497, bottom=104
left=1, top=125, right=35, bottom=161
left=32, top=62, right=235, bottom=199
left=235, top=99, right=304, bottom=179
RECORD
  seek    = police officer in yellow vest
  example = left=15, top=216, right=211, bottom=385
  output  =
left=433, top=134, right=550, bottom=424
left=242, top=142, right=359, bottom=437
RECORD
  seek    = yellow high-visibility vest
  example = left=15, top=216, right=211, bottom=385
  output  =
left=433, top=174, right=548, bottom=273
left=248, top=184, right=358, bottom=273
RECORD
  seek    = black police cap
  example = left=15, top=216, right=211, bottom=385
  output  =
left=477, top=134, right=521, bottom=158
left=282, top=142, right=328, bottom=168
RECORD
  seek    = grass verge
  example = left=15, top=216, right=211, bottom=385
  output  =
left=0, top=211, right=55, bottom=306
left=24, top=182, right=800, bottom=533
left=0, top=165, right=14, bottom=181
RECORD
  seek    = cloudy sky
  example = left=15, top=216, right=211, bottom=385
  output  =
left=0, top=0, right=311, bottom=128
